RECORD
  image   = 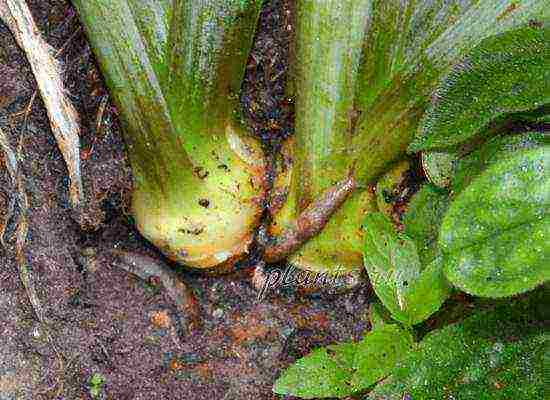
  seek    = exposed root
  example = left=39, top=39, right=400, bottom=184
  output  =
left=0, top=128, right=16, bottom=248
left=0, top=126, right=43, bottom=318
left=263, top=175, right=357, bottom=262
left=110, top=250, right=201, bottom=333
left=0, top=0, right=83, bottom=209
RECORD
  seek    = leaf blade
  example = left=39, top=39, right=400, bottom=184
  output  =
left=410, top=25, right=550, bottom=151
left=273, top=343, right=356, bottom=399
left=452, top=131, right=550, bottom=194
left=441, top=146, right=550, bottom=297
left=370, top=297, right=548, bottom=399
left=273, top=324, right=414, bottom=398
left=363, top=213, right=451, bottom=325
left=351, top=324, right=414, bottom=391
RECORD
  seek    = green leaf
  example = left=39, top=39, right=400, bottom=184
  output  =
left=452, top=131, right=550, bottom=193
left=368, top=302, right=394, bottom=330
left=410, top=25, right=550, bottom=151
left=89, top=373, right=106, bottom=399
left=363, top=213, right=451, bottom=325
left=419, top=131, right=550, bottom=196
left=402, top=185, right=450, bottom=265
left=369, top=298, right=548, bottom=399
left=273, top=342, right=356, bottom=399
left=441, top=146, right=550, bottom=297
left=351, top=324, right=414, bottom=391
left=421, top=151, right=457, bottom=188
left=273, top=324, right=413, bottom=398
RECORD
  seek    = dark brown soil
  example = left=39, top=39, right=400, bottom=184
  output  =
left=0, top=1, right=372, bottom=399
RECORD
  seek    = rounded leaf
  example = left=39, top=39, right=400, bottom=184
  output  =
left=441, top=146, right=550, bottom=297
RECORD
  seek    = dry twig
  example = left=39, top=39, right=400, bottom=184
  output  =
left=0, top=3, right=71, bottom=395
left=0, top=0, right=83, bottom=208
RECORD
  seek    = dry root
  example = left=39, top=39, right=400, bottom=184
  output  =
left=264, top=175, right=357, bottom=262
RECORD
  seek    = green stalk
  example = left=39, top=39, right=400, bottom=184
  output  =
left=267, top=0, right=376, bottom=273
left=269, top=0, right=546, bottom=273
left=74, top=0, right=266, bottom=269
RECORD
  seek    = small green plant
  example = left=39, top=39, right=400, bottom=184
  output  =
left=275, top=292, right=547, bottom=399
left=88, top=373, right=106, bottom=399
left=368, top=294, right=547, bottom=399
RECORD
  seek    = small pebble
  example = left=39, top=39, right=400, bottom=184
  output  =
left=150, top=309, right=172, bottom=329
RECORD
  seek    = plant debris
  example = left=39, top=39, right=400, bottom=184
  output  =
left=0, top=0, right=83, bottom=210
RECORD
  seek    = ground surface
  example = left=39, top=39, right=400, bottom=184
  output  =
left=0, top=1, right=374, bottom=399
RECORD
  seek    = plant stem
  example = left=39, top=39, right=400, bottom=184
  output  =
left=74, top=0, right=266, bottom=269
left=267, top=0, right=375, bottom=273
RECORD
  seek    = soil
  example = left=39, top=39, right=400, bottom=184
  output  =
left=0, top=1, right=373, bottom=399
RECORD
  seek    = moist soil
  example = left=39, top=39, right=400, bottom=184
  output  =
left=0, top=1, right=374, bottom=399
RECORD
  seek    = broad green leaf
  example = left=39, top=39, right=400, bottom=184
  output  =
left=445, top=219, right=550, bottom=298
left=441, top=146, right=550, bottom=297
left=273, top=324, right=413, bottom=398
left=452, top=131, right=550, bottom=193
left=363, top=213, right=423, bottom=301
left=351, top=324, right=414, bottom=391
left=273, top=342, right=356, bottom=399
left=420, top=131, right=550, bottom=195
left=363, top=213, right=451, bottom=325
left=410, top=25, right=550, bottom=151
left=370, top=298, right=548, bottom=399
left=402, top=184, right=450, bottom=265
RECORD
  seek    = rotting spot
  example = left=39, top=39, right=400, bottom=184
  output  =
left=178, top=226, right=204, bottom=235
left=193, top=166, right=209, bottom=179
left=198, top=198, right=210, bottom=208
